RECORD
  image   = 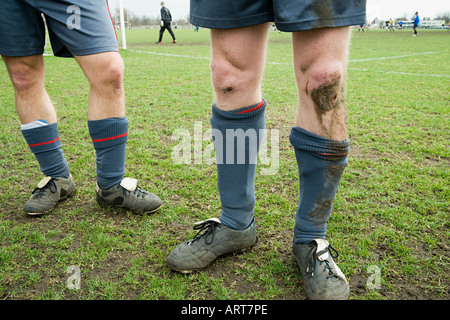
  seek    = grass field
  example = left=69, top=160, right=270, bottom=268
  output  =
left=0, top=27, right=448, bottom=300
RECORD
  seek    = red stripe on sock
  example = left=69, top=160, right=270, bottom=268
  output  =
left=316, top=152, right=348, bottom=157
left=28, top=137, right=60, bottom=147
left=92, top=132, right=128, bottom=142
left=237, top=100, right=265, bottom=114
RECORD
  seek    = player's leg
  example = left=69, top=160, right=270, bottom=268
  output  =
left=75, top=52, right=125, bottom=121
left=289, top=26, right=352, bottom=299
left=37, top=0, right=162, bottom=213
left=166, top=24, right=176, bottom=42
left=209, top=23, right=268, bottom=229
left=158, top=25, right=166, bottom=42
left=3, top=55, right=57, bottom=125
left=293, top=27, right=351, bottom=141
left=3, top=55, right=74, bottom=215
left=74, top=52, right=126, bottom=190
left=167, top=24, right=269, bottom=273
left=0, top=4, right=75, bottom=215
left=73, top=51, right=162, bottom=213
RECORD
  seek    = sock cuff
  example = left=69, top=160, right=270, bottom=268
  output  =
left=289, top=126, right=350, bottom=160
left=21, top=122, right=62, bottom=153
left=21, top=119, right=48, bottom=130
left=88, top=116, right=129, bottom=148
left=212, top=99, right=266, bottom=122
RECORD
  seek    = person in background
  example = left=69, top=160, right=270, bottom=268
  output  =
left=157, top=1, right=176, bottom=44
left=413, top=11, right=420, bottom=36
left=389, top=18, right=395, bottom=32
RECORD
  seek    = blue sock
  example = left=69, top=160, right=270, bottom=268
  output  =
left=211, top=100, right=266, bottom=230
left=21, top=122, right=70, bottom=178
left=289, top=127, right=349, bottom=244
left=88, top=117, right=128, bottom=189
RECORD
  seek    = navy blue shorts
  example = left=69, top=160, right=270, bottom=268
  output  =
left=0, top=0, right=118, bottom=57
left=190, top=0, right=366, bottom=32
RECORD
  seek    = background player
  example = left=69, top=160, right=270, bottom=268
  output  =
left=157, top=1, right=176, bottom=44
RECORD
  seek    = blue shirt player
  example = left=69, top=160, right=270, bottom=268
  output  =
left=413, top=12, right=420, bottom=36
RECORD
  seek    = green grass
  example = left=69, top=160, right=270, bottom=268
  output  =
left=0, top=28, right=448, bottom=300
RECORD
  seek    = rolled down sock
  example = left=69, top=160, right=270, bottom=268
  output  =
left=210, top=100, right=266, bottom=230
left=21, top=121, right=70, bottom=178
left=88, top=117, right=128, bottom=189
left=289, top=126, right=349, bottom=244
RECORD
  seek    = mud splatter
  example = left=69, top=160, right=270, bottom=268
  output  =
left=308, top=196, right=333, bottom=224
left=310, top=77, right=345, bottom=121
left=313, top=0, right=335, bottom=27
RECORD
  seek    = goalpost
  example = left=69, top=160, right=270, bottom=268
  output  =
left=118, top=0, right=127, bottom=49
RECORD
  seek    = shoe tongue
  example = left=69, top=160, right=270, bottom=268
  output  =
left=37, top=176, right=52, bottom=188
left=314, top=239, right=330, bottom=261
left=194, top=218, right=221, bottom=227
left=120, top=177, right=138, bottom=191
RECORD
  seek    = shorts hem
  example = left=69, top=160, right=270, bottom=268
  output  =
left=275, top=13, right=366, bottom=32
left=0, top=46, right=118, bottom=58
left=0, top=48, right=44, bottom=57
left=190, top=13, right=273, bottom=29
left=66, top=46, right=119, bottom=57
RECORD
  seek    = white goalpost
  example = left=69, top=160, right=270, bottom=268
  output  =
left=118, top=0, right=127, bottom=49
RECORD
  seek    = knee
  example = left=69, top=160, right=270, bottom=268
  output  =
left=302, top=60, right=345, bottom=91
left=90, top=56, right=124, bottom=93
left=301, top=60, right=346, bottom=114
left=210, top=58, right=258, bottom=97
left=7, top=63, right=41, bottom=94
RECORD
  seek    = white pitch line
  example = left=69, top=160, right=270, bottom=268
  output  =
left=129, top=48, right=438, bottom=64
left=348, top=51, right=437, bottom=62
left=128, top=48, right=449, bottom=78
left=129, top=49, right=210, bottom=60
left=349, top=67, right=450, bottom=78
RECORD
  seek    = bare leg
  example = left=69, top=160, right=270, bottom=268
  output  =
left=292, top=27, right=351, bottom=141
left=2, top=54, right=57, bottom=124
left=74, top=51, right=125, bottom=120
left=210, top=23, right=269, bottom=111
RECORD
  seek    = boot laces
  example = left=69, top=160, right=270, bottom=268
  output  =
left=31, top=179, right=57, bottom=199
left=305, top=242, right=339, bottom=278
left=124, top=185, right=149, bottom=199
left=187, top=220, right=220, bottom=246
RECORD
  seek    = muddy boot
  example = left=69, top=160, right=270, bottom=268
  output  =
left=293, top=239, right=349, bottom=300
left=25, top=175, right=76, bottom=216
left=167, top=218, right=257, bottom=273
left=96, top=177, right=162, bottom=213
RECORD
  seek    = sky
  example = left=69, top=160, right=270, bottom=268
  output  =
left=108, top=0, right=450, bottom=21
